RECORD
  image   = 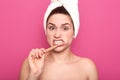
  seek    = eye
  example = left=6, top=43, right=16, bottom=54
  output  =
left=48, top=26, right=55, bottom=31
left=63, top=26, right=69, bottom=31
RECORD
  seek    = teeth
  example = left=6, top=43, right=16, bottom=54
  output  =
left=54, top=40, right=63, bottom=45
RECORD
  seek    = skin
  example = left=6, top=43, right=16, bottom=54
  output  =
left=20, top=13, right=98, bottom=80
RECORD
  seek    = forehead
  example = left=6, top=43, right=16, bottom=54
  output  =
left=47, top=13, right=73, bottom=25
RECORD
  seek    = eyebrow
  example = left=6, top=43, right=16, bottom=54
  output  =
left=47, top=23, right=71, bottom=26
left=62, top=23, right=71, bottom=26
left=47, top=23, right=55, bottom=26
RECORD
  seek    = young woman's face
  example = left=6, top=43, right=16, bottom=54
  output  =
left=46, top=13, right=74, bottom=52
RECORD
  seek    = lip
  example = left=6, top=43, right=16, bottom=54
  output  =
left=53, top=39, right=64, bottom=46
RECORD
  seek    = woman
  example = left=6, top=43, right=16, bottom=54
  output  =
left=20, top=0, right=98, bottom=80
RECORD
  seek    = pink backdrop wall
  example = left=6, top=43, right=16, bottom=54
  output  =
left=0, top=0, right=120, bottom=80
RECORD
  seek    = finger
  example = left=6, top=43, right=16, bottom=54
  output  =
left=36, top=48, right=44, bottom=58
left=28, top=49, right=35, bottom=59
left=40, top=54, right=45, bottom=63
left=41, top=48, right=46, bottom=53
left=40, top=48, right=46, bottom=55
left=28, top=50, right=36, bottom=67
left=35, top=48, right=41, bottom=59
left=29, top=49, right=39, bottom=59
left=36, top=49, right=41, bottom=59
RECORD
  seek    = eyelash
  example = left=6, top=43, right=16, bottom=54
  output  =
left=47, top=26, right=70, bottom=31
left=48, top=26, right=55, bottom=31
left=63, top=26, right=69, bottom=31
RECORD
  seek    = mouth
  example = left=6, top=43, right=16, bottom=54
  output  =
left=53, top=40, right=64, bottom=46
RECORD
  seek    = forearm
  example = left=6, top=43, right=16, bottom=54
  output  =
left=27, top=74, right=40, bottom=80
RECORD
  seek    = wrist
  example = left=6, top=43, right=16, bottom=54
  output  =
left=27, top=73, right=40, bottom=80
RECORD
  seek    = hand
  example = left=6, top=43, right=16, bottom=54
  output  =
left=27, top=48, right=46, bottom=80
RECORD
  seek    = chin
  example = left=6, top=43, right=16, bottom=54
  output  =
left=53, top=47, right=63, bottom=52
left=53, top=46, right=69, bottom=53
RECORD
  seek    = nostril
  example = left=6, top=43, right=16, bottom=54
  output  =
left=54, top=31, right=61, bottom=38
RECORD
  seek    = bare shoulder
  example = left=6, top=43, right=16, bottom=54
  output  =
left=80, top=57, right=98, bottom=80
left=72, top=55, right=96, bottom=65
left=79, top=57, right=97, bottom=67
left=19, top=58, right=30, bottom=80
left=73, top=55, right=98, bottom=80
left=75, top=56, right=97, bottom=71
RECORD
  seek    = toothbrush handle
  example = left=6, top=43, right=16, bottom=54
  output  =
left=46, top=45, right=58, bottom=52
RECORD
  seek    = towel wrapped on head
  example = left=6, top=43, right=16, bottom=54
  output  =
left=44, top=0, right=80, bottom=38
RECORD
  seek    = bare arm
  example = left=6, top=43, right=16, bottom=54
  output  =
left=86, top=59, right=98, bottom=80
left=19, top=48, right=46, bottom=80
left=19, top=45, right=61, bottom=80
left=19, top=58, right=30, bottom=80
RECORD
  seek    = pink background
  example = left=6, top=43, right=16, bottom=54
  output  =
left=0, top=0, right=120, bottom=80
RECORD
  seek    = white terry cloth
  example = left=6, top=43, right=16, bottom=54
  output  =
left=44, top=0, right=80, bottom=38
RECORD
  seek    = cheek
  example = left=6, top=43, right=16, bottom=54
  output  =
left=46, top=30, right=52, bottom=38
left=46, top=32, right=52, bottom=43
left=63, top=32, right=74, bottom=44
left=46, top=31, right=56, bottom=45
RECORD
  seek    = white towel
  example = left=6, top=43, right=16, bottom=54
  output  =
left=44, top=0, right=80, bottom=38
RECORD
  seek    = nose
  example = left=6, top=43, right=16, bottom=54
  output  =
left=54, top=30, right=61, bottom=38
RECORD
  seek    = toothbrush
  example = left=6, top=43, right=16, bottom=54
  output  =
left=46, top=45, right=59, bottom=52
left=46, top=41, right=64, bottom=52
left=31, top=42, right=64, bottom=59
